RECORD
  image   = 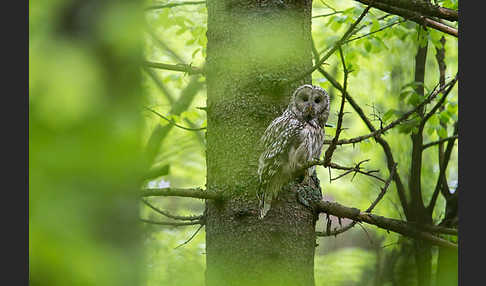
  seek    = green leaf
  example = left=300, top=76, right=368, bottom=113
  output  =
left=371, top=18, right=380, bottom=33
left=383, top=110, right=395, bottom=122
left=407, top=93, right=422, bottom=106
left=447, top=102, right=458, bottom=114
left=439, top=111, right=450, bottom=125
left=364, top=40, right=372, bottom=52
left=191, top=48, right=201, bottom=59
left=398, top=118, right=419, bottom=134
left=429, top=114, right=440, bottom=127
left=400, top=90, right=413, bottom=100
left=427, top=126, right=436, bottom=136
left=437, top=127, right=448, bottom=138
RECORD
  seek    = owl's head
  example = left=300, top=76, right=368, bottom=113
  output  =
left=289, top=84, right=330, bottom=127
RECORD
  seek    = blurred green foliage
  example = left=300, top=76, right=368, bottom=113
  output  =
left=30, top=0, right=145, bottom=285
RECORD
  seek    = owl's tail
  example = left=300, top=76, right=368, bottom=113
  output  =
left=257, top=182, right=272, bottom=219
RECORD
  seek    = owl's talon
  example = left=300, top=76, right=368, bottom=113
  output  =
left=297, top=187, right=311, bottom=208
left=297, top=184, right=323, bottom=210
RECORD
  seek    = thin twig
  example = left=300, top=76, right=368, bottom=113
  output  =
left=145, top=1, right=206, bottom=11
left=319, top=163, right=396, bottom=237
left=427, top=123, right=458, bottom=213
left=144, top=60, right=204, bottom=75
left=321, top=76, right=458, bottom=146
left=308, top=159, right=385, bottom=183
left=317, top=67, right=410, bottom=218
left=174, top=224, right=205, bottom=249
left=423, top=135, right=458, bottom=150
left=140, top=218, right=203, bottom=226
left=140, top=187, right=221, bottom=200
left=322, top=47, right=348, bottom=166
left=144, top=106, right=206, bottom=131
left=312, top=11, right=344, bottom=18
left=344, top=19, right=406, bottom=44
left=141, top=199, right=203, bottom=221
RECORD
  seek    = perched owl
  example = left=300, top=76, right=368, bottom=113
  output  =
left=257, top=84, right=330, bottom=218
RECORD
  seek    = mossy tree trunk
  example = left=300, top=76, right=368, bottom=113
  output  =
left=204, top=1, right=318, bottom=285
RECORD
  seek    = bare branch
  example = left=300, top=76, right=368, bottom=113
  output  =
left=423, top=18, right=458, bottom=37
left=327, top=160, right=385, bottom=183
left=427, top=124, right=458, bottom=213
left=140, top=218, right=203, bottom=226
left=140, top=187, right=221, bottom=200
left=319, top=163, right=397, bottom=237
left=422, top=73, right=458, bottom=124
left=144, top=60, right=204, bottom=75
left=354, top=0, right=458, bottom=22
left=423, top=135, right=458, bottom=150
left=175, top=224, right=205, bottom=249
left=141, top=199, right=203, bottom=221
left=145, top=1, right=205, bottom=11
left=344, top=19, right=406, bottom=44
left=144, top=106, right=206, bottom=131
left=315, top=200, right=457, bottom=249
left=322, top=47, right=348, bottom=166
left=312, top=11, right=344, bottom=19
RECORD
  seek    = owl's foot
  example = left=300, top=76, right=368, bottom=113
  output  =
left=297, top=184, right=322, bottom=210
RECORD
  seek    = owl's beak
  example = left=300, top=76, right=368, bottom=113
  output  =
left=306, top=105, right=313, bottom=113
left=304, top=105, right=313, bottom=121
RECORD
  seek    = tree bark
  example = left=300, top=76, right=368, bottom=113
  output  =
left=204, top=1, right=317, bottom=285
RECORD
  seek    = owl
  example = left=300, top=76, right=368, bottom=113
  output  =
left=257, top=84, right=330, bottom=218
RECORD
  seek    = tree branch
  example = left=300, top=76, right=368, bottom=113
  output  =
left=144, top=106, right=206, bottom=131
left=354, top=0, right=458, bottom=22
left=139, top=218, right=203, bottom=226
left=141, top=199, right=203, bottom=221
left=423, top=135, right=458, bottom=150
left=144, top=60, right=204, bottom=75
left=318, top=163, right=397, bottom=237
left=344, top=18, right=406, bottom=44
left=315, top=200, right=457, bottom=249
left=140, top=187, right=221, bottom=200
left=145, top=1, right=206, bottom=11
left=353, top=1, right=457, bottom=37
left=421, top=73, right=458, bottom=125
left=322, top=47, right=348, bottom=166
left=326, top=160, right=385, bottom=183
left=174, top=224, right=205, bottom=249
left=427, top=123, right=458, bottom=213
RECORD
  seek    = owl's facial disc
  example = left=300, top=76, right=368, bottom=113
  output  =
left=291, top=85, right=329, bottom=124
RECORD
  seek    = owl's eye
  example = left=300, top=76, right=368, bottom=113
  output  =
left=314, top=97, right=321, bottom=104
left=301, top=95, right=308, bottom=101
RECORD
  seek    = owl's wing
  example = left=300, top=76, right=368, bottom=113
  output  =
left=258, top=115, right=302, bottom=185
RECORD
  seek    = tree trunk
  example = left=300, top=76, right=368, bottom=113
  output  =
left=204, top=1, right=317, bottom=285
left=410, top=24, right=432, bottom=286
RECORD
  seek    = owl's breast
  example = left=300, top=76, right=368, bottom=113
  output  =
left=301, top=123, right=324, bottom=159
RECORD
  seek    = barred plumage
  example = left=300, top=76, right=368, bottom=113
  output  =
left=257, top=84, right=330, bottom=218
